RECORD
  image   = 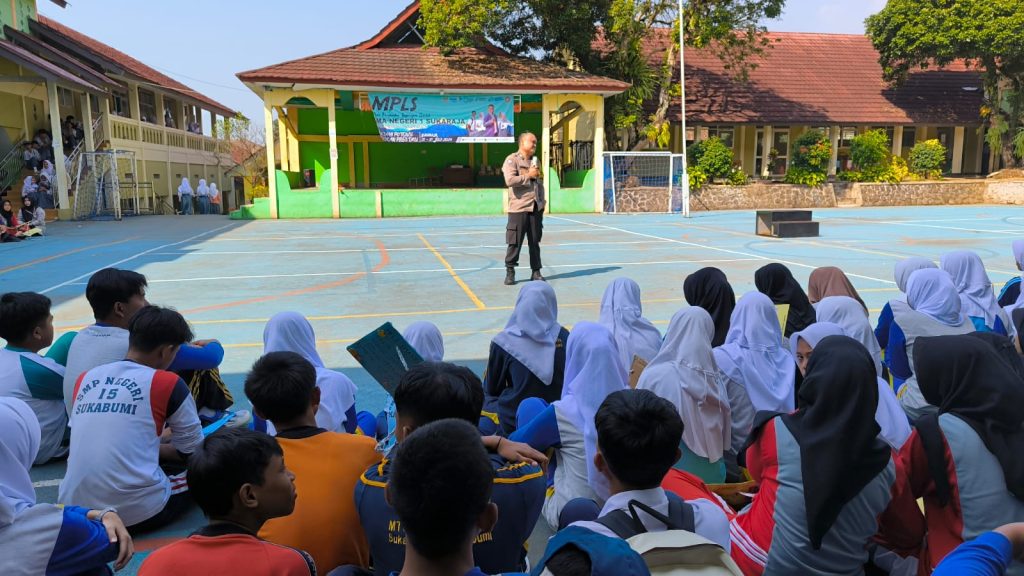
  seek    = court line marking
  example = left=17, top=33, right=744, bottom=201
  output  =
left=0, top=237, right=139, bottom=276
left=62, top=257, right=762, bottom=286
left=553, top=216, right=895, bottom=285
left=180, top=237, right=391, bottom=316
left=204, top=228, right=597, bottom=242
left=836, top=218, right=1023, bottom=236
left=149, top=239, right=672, bottom=256
left=54, top=296, right=694, bottom=331
left=418, top=233, right=487, bottom=310
left=40, top=224, right=239, bottom=295
left=32, top=478, right=61, bottom=488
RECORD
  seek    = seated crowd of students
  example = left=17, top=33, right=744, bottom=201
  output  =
left=2, top=245, right=1024, bottom=575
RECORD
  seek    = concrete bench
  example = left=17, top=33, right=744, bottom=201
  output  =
left=756, top=210, right=820, bottom=238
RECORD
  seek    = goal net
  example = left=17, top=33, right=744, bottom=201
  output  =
left=72, top=150, right=147, bottom=220
left=603, top=152, right=689, bottom=216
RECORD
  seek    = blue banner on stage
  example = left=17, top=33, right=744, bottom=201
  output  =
left=368, top=93, right=515, bottom=143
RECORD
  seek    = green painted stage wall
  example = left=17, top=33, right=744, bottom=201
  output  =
left=549, top=170, right=596, bottom=213
left=381, top=189, right=503, bottom=216
left=296, top=108, right=541, bottom=187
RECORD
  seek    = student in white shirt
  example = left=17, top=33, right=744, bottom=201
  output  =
left=570, top=389, right=731, bottom=552
left=59, top=306, right=204, bottom=533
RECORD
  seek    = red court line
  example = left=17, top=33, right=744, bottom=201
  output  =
left=0, top=237, right=139, bottom=276
left=181, top=238, right=391, bottom=316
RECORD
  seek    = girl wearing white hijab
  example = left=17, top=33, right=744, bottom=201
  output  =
left=598, top=277, right=662, bottom=370
left=714, top=291, right=797, bottom=456
left=0, top=397, right=134, bottom=574
left=790, top=323, right=911, bottom=450
left=999, top=240, right=1024, bottom=315
left=263, top=311, right=358, bottom=434
left=887, top=268, right=974, bottom=420
left=196, top=179, right=210, bottom=215
left=876, top=257, right=937, bottom=353
left=177, top=177, right=194, bottom=215
left=485, top=282, right=569, bottom=434
left=403, top=321, right=444, bottom=362
left=209, top=182, right=221, bottom=214
left=941, top=250, right=1010, bottom=335
left=637, top=307, right=730, bottom=483
left=816, top=296, right=884, bottom=378
left=511, top=322, right=627, bottom=530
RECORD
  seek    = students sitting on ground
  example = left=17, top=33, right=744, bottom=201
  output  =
left=484, top=282, right=569, bottom=435
left=388, top=418, right=499, bottom=576
left=566, top=389, right=731, bottom=552
left=1, top=199, right=25, bottom=241
left=511, top=322, right=627, bottom=531
left=0, top=292, right=70, bottom=465
left=878, top=334, right=1024, bottom=574
left=245, top=351, right=381, bottom=573
left=138, top=428, right=315, bottom=576
left=0, top=397, right=134, bottom=575
left=355, top=362, right=546, bottom=575
left=730, top=336, right=897, bottom=575
left=262, top=311, right=360, bottom=434
left=61, top=268, right=228, bottom=418
left=18, top=196, right=44, bottom=237
left=59, top=306, right=204, bottom=533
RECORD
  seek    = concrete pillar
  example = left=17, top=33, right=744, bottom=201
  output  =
left=263, top=98, right=278, bottom=219
left=47, top=82, right=71, bottom=218
left=828, top=126, right=840, bottom=176
left=327, top=91, right=340, bottom=218
left=154, top=92, right=165, bottom=129
left=541, top=95, right=552, bottom=213
left=593, top=97, right=605, bottom=213
left=761, top=126, right=773, bottom=178
left=952, top=126, right=965, bottom=174
left=100, top=96, right=112, bottom=147
left=80, top=92, right=94, bottom=152
left=975, top=127, right=985, bottom=174
left=128, top=82, right=141, bottom=124
left=892, top=126, right=904, bottom=159
left=286, top=107, right=300, bottom=172
left=277, top=108, right=289, bottom=173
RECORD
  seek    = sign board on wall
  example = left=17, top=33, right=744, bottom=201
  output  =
left=368, top=93, right=515, bottom=143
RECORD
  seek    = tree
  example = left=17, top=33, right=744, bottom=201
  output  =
left=866, top=0, right=1024, bottom=168
left=214, top=113, right=267, bottom=198
left=419, top=0, right=785, bottom=150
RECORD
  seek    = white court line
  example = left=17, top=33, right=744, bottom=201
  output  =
left=551, top=216, right=896, bottom=284
left=846, top=219, right=1023, bottom=236
left=66, top=257, right=762, bottom=285
left=41, top=223, right=238, bottom=294
left=150, top=239, right=670, bottom=256
left=206, top=227, right=597, bottom=242
left=32, top=479, right=61, bottom=488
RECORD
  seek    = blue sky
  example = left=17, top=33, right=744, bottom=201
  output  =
left=38, top=0, right=887, bottom=123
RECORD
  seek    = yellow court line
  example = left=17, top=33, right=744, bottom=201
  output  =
left=417, top=233, right=487, bottom=310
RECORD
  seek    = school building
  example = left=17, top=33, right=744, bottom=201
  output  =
left=621, top=29, right=990, bottom=177
left=234, top=1, right=629, bottom=219
left=0, top=0, right=235, bottom=218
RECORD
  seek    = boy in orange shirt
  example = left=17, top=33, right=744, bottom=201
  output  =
left=245, top=351, right=381, bottom=573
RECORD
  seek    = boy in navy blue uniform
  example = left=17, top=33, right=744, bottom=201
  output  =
left=355, top=362, right=545, bottom=575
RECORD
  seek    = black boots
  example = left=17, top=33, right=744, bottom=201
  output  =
left=504, top=268, right=516, bottom=285
left=531, top=270, right=545, bottom=281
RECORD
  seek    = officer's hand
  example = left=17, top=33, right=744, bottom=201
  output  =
left=527, top=166, right=540, bottom=179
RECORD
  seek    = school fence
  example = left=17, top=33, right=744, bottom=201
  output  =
left=602, top=152, right=689, bottom=216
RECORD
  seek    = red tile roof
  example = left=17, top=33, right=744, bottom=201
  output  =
left=34, top=15, right=235, bottom=116
left=238, top=45, right=629, bottom=94
left=0, top=37, right=104, bottom=94
left=596, top=30, right=984, bottom=125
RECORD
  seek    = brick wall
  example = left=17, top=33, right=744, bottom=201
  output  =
left=690, top=183, right=837, bottom=212
left=856, top=181, right=987, bottom=206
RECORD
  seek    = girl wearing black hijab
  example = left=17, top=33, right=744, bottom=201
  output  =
left=878, top=334, right=1024, bottom=574
left=730, top=336, right=894, bottom=574
left=683, top=267, right=736, bottom=347
left=754, top=263, right=816, bottom=338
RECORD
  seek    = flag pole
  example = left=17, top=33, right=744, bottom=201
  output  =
left=678, top=0, right=690, bottom=217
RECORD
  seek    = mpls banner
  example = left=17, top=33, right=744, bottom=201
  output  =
left=368, top=93, right=515, bottom=143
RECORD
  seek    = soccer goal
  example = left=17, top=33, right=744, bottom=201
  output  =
left=72, top=150, right=150, bottom=220
left=602, top=151, right=689, bottom=216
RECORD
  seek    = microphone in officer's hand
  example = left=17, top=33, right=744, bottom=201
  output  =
left=530, top=156, right=539, bottom=180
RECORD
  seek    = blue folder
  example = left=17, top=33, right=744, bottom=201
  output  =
left=346, top=322, right=425, bottom=395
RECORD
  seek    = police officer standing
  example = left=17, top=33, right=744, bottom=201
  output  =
left=502, top=132, right=544, bottom=285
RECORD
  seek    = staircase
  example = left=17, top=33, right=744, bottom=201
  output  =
left=755, top=210, right=820, bottom=238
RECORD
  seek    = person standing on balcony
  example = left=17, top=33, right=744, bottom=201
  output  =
left=502, top=132, right=545, bottom=286
left=177, top=177, right=194, bottom=215
left=196, top=179, right=210, bottom=215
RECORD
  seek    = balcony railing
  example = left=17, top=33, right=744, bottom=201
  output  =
left=107, top=114, right=229, bottom=154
